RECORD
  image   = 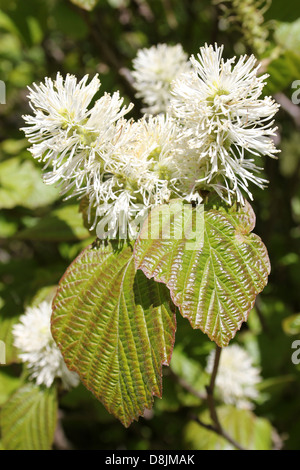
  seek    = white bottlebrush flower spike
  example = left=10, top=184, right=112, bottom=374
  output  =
left=22, top=72, right=133, bottom=194
left=13, top=301, right=80, bottom=389
left=131, top=43, right=191, bottom=115
left=169, top=43, right=280, bottom=204
left=94, top=113, right=182, bottom=238
left=22, top=73, right=185, bottom=238
left=22, top=45, right=280, bottom=238
left=206, top=344, right=261, bottom=409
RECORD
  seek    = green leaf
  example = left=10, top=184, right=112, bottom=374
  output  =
left=29, top=285, right=58, bottom=307
left=51, top=242, right=176, bottom=427
left=169, top=347, right=207, bottom=404
left=274, top=18, right=300, bottom=51
left=0, top=2, right=47, bottom=47
left=134, top=197, right=270, bottom=347
left=0, top=369, right=22, bottom=406
left=0, top=257, right=40, bottom=364
left=184, top=405, right=273, bottom=450
left=282, top=313, right=300, bottom=335
left=0, top=157, right=59, bottom=210
left=0, top=213, right=18, bottom=238
left=70, top=0, right=99, bottom=11
left=1, top=138, right=28, bottom=155
left=107, top=0, right=129, bottom=7
left=16, top=204, right=90, bottom=242
left=264, top=50, right=300, bottom=95
left=53, top=3, right=88, bottom=40
left=0, top=315, right=20, bottom=364
left=0, top=383, right=57, bottom=450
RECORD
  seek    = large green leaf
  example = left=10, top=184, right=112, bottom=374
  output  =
left=134, top=197, right=270, bottom=347
left=0, top=383, right=57, bottom=450
left=51, top=242, right=176, bottom=427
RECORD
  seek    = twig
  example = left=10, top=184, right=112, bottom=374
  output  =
left=206, top=345, right=222, bottom=432
left=274, top=92, right=300, bottom=129
left=255, top=295, right=269, bottom=333
left=190, top=414, right=246, bottom=451
left=168, top=367, right=207, bottom=401
left=53, top=410, right=74, bottom=450
left=169, top=346, right=246, bottom=449
left=192, top=345, right=246, bottom=451
left=69, top=2, right=136, bottom=101
left=133, top=0, right=154, bottom=22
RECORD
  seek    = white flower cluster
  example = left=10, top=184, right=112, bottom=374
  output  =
left=22, top=43, right=279, bottom=238
left=206, top=344, right=261, bottom=409
left=13, top=301, right=80, bottom=389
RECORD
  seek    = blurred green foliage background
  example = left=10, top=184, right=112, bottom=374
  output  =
left=1, top=0, right=300, bottom=450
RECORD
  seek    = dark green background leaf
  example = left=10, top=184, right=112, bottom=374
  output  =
left=0, top=383, right=57, bottom=450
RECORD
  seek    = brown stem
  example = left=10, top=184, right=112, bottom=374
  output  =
left=206, top=345, right=222, bottom=432
left=168, top=367, right=207, bottom=401
left=192, top=344, right=246, bottom=451
left=190, top=414, right=246, bottom=451
left=69, top=2, right=136, bottom=102
left=274, top=92, right=300, bottom=129
left=53, top=410, right=74, bottom=450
